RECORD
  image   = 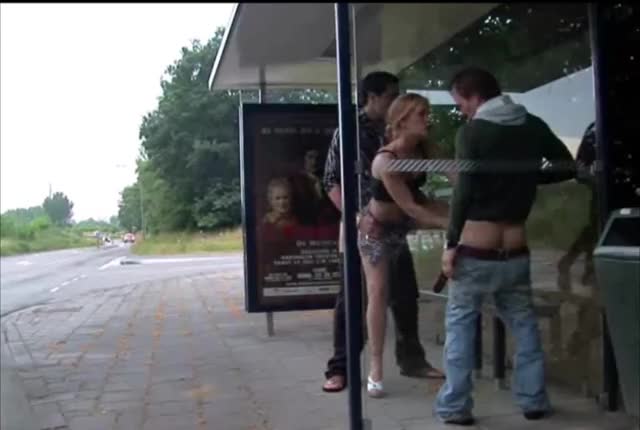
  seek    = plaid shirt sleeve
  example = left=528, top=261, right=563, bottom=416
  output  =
left=322, top=128, right=341, bottom=193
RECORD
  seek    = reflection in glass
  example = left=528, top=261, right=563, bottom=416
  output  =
left=397, top=3, right=603, bottom=401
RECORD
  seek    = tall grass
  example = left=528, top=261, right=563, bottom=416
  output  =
left=0, top=228, right=95, bottom=256
left=131, top=229, right=243, bottom=255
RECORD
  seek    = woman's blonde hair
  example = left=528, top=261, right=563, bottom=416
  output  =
left=385, top=93, right=431, bottom=142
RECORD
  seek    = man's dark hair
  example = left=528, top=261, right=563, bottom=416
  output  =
left=359, top=71, right=399, bottom=106
left=449, top=67, right=501, bottom=101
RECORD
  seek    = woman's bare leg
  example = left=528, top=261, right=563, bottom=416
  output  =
left=361, top=254, right=390, bottom=382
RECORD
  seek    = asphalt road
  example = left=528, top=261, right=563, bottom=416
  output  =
left=0, top=243, right=243, bottom=317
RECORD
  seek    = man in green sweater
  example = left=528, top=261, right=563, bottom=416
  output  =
left=435, top=67, right=575, bottom=426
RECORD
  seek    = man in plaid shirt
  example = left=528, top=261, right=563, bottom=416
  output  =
left=322, top=71, right=443, bottom=393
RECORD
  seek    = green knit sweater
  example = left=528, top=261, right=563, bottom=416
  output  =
left=446, top=112, right=576, bottom=248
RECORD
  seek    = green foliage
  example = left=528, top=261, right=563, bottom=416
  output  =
left=118, top=184, right=142, bottom=233
left=192, top=179, right=241, bottom=229
left=0, top=228, right=94, bottom=256
left=0, top=215, right=17, bottom=237
left=73, top=218, right=118, bottom=233
left=265, top=88, right=337, bottom=104
left=527, top=181, right=592, bottom=250
left=131, top=28, right=240, bottom=232
left=119, top=26, right=341, bottom=235
left=131, top=229, right=242, bottom=255
left=429, top=105, right=465, bottom=159
left=1, top=206, right=46, bottom=224
left=1, top=200, right=95, bottom=256
left=14, top=223, right=36, bottom=240
left=1, top=207, right=51, bottom=240
left=43, top=192, right=74, bottom=226
left=399, top=3, right=591, bottom=92
left=30, top=216, right=52, bottom=232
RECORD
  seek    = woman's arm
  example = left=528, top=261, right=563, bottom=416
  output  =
left=375, top=156, right=448, bottom=229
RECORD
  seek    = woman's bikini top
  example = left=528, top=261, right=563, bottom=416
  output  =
left=370, top=149, right=426, bottom=203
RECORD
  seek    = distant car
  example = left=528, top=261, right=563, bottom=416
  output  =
left=123, top=233, right=135, bottom=244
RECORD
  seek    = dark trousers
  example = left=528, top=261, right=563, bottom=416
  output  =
left=558, top=191, right=598, bottom=286
left=324, top=240, right=428, bottom=380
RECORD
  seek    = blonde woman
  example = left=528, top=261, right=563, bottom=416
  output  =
left=262, top=177, right=298, bottom=231
left=359, top=93, right=449, bottom=397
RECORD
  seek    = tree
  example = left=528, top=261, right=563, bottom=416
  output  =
left=118, top=184, right=141, bottom=233
left=126, top=27, right=347, bottom=234
left=74, top=218, right=118, bottom=233
left=1, top=206, right=47, bottom=224
left=137, top=27, right=241, bottom=231
left=398, top=3, right=591, bottom=92
left=42, top=192, right=74, bottom=226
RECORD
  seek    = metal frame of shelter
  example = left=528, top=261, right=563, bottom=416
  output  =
left=210, top=3, right=631, bottom=429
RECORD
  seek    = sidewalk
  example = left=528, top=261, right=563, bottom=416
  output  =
left=1, top=326, right=39, bottom=430
left=1, top=271, right=637, bottom=430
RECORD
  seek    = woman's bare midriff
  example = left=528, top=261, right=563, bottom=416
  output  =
left=459, top=220, right=528, bottom=250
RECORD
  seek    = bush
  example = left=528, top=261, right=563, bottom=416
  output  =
left=0, top=215, right=17, bottom=237
left=30, top=216, right=52, bottom=232
left=15, top=224, right=35, bottom=240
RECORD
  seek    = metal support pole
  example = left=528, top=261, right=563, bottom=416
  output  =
left=266, top=311, right=274, bottom=337
left=335, top=4, right=364, bottom=430
left=258, top=64, right=275, bottom=338
left=493, top=317, right=507, bottom=389
left=588, top=2, right=619, bottom=411
left=350, top=5, right=363, bottom=214
left=258, top=65, right=266, bottom=103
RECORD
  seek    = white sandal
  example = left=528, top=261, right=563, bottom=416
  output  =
left=367, top=376, right=385, bottom=398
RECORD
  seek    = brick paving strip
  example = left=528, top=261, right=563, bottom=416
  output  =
left=1, top=273, right=351, bottom=430
left=2, top=271, right=636, bottom=430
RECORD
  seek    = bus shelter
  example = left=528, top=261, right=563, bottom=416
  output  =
left=209, top=3, right=639, bottom=429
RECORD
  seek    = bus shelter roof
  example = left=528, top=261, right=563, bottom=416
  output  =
left=208, top=3, right=497, bottom=91
left=208, top=3, right=591, bottom=93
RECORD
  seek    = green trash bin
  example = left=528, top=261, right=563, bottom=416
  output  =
left=594, top=207, right=640, bottom=418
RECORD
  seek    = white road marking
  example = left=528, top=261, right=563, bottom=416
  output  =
left=55, top=274, right=86, bottom=290
left=17, top=260, right=32, bottom=266
left=99, top=256, right=126, bottom=270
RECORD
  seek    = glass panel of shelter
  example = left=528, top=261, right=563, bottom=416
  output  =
left=352, top=2, right=602, bottom=425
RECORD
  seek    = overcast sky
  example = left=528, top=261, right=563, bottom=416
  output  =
left=1, top=3, right=235, bottom=221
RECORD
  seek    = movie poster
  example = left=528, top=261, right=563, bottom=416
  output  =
left=241, top=104, right=341, bottom=312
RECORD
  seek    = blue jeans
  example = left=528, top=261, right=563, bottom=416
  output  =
left=435, top=254, right=551, bottom=420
